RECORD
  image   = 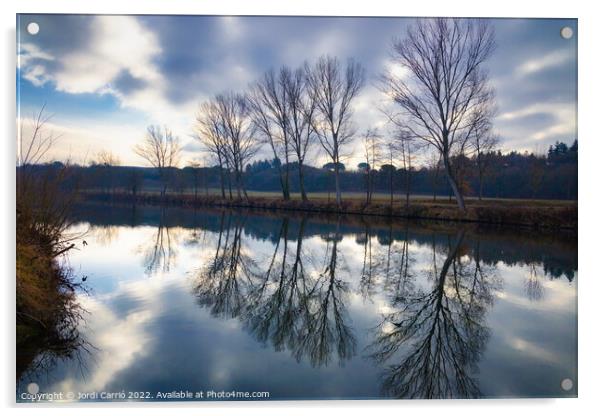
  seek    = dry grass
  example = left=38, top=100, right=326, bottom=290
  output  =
left=84, top=191, right=577, bottom=230
left=16, top=165, right=85, bottom=379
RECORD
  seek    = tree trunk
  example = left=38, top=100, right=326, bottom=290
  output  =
left=219, top=163, right=226, bottom=199
left=283, top=157, right=290, bottom=201
left=389, top=170, right=393, bottom=208
left=365, top=171, right=370, bottom=204
left=334, top=161, right=342, bottom=208
left=405, top=169, right=411, bottom=209
left=443, top=155, right=466, bottom=211
left=432, top=163, right=439, bottom=202
left=273, top=163, right=288, bottom=200
left=368, top=171, right=373, bottom=204
left=238, top=169, right=249, bottom=201
left=298, top=163, right=308, bottom=201
left=235, top=167, right=242, bottom=199
left=227, top=171, right=233, bottom=200
left=160, top=170, right=167, bottom=200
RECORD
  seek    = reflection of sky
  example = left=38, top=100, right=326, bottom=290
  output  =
left=19, top=217, right=577, bottom=401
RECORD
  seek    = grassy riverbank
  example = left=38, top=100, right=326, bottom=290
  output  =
left=82, top=191, right=577, bottom=230
left=16, top=161, right=84, bottom=380
left=16, top=202, right=85, bottom=375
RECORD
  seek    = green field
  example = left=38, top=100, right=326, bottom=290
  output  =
left=86, top=187, right=576, bottom=207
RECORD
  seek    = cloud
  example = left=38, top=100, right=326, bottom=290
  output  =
left=515, top=49, right=573, bottom=77
left=18, top=42, right=54, bottom=66
left=18, top=16, right=578, bottom=166
left=19, top=43, right=55, bottom=86
left=495, top=101, right=576, bottom=151
left=18, top=16, right=189, bottom=125
left=51, top=16, right=162, bottom=95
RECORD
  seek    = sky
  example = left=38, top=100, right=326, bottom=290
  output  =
left=16, top=14, right=577, bottom=168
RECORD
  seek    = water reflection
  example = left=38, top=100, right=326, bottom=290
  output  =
left=194, top=215, right=356, bottom=367
left=183, top=208, right=572, bottom=398
left=366, top=231, right=501, bottom=398
left=18, top=203, right=577, bottom=400
left=17, top=277, right=90, bottom=386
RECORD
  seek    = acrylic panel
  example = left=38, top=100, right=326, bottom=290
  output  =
left=16, top=14, right=577, bottom=402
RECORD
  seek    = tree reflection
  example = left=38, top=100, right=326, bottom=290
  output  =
left=358, top=223, right=417, bottom=307
left=367, top=230, right=499, bottom=399
left=194, top=213, right=261, bottom=318
left=190, top=213, right=515, bottom=394
left=90, top=225, right=120, bottom=246
left=17, top=278, right=91, bottom=385
left=244, top=217, right=312, bottom=358
left=297, top=219, right=356, bottom=366
left=193, top=214, right=356, bottom=367
left=138, top=210, right=179, bottom=276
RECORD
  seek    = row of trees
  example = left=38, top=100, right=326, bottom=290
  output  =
left=192, top=55, right=364, bottom=206
left=130, top=18, right=506, bottom=211
left=100, top=137, right=578, bottom=203
left=53, top=139, right=576, bottom=201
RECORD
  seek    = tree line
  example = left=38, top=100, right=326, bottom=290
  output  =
left=30, top=138, right=576, bottom=201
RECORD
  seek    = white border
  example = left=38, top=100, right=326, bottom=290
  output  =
left=2, top=1, right=600, bottom=415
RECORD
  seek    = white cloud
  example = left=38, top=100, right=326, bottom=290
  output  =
left=18, top=16, right=203, bottom=163
left=498, top=102, right=573, bottom=122
left=515, top=49, right=573, bottom=77
left=18, top=16, right=198, bottom=125
left=52, top=16, right=162, bottom=95
left=21, top=64, right=53, bottom=87
left=55, top=293, right=155, bottom=396
left=385, top=61, right=409, bottom=80
left=496, top=101, right=576, bottom=151
left=18, top=42, right=54, bottom=67
left=19, top=43, right=55, bottom=86
left=18, top=16, right=577, bottom=166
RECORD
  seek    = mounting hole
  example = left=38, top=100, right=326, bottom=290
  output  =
left=561, top=378, right=574, bottom=391
left=560, top=26, right=573, bottom=40
left=27, top=22, right=40, bottom=35
left=27, top=382, right=39, bottom=394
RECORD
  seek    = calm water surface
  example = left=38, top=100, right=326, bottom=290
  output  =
left=17, top=203, right=578, bottom=401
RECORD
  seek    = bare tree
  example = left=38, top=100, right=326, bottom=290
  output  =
left=306, top=55, right=365, bottom=207
left=382, top=18, right=496, bottom=211
left=427, top=152, right=442, bottom=201
left=187, top=160, right=209, bottom=200
left=18, top=103, right=60, bottom=168
left=394, top=129, right=419, bottom=209
left=17, top=105, right=77, bottom=257
left=284, top=66, right=317, bottom=201
left=248, top=67, right=293, bottom=200
left=194, top=101, right=229, bottom=199
left=95, top=150, right=121, bottom=167
left=469, top=106, right=499, bottom=200
left=91, top=150, right=121, bottom=196
left=215, top=92, right=260, bottom=200
left=133, top=125, right=181, bottom=198
left=384, top=143, right=397, bottom=208
left=361, top=128, right=382, bottom=204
